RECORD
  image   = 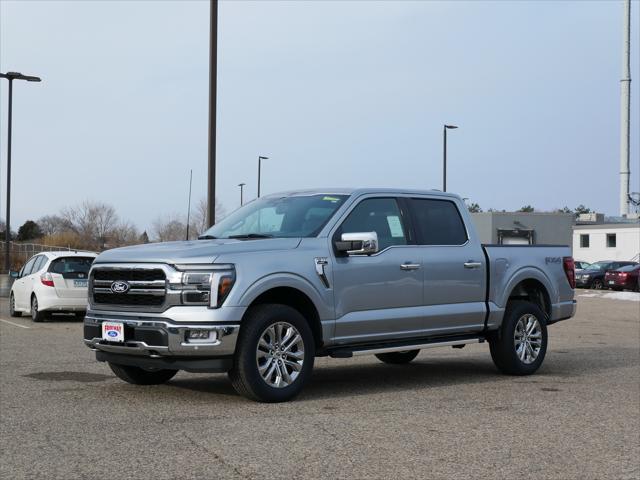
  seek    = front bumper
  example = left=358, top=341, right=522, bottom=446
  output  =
left=83, top=307, right=242, bottom=359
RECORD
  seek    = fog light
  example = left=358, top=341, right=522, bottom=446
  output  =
left=186, top=329, right=217, bottom=342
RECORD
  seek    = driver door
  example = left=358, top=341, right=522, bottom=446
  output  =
left=331, top=197, right=424, bottom=344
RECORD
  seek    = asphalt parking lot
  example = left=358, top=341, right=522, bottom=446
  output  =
left=1, top=292, right=639, bottom=480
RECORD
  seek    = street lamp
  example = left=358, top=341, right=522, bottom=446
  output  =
left=442, top=124, right=458, bottom=192
left=257, top=156, right=269, bottom=198
left=0, top=72, right=42, bottom=273
left=238, top=182, right=246, bottom=206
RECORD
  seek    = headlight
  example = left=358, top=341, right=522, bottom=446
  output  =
left=172, top=265, right=236, bottom=308
left=582, top=274, right=590, bottom=279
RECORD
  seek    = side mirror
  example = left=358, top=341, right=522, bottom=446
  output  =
left=335, top=232, right=379, bottom=256
left=9, top=271, right=20, bottom=279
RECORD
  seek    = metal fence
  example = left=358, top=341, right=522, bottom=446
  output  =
left=0, top=241, right=77, bottom=272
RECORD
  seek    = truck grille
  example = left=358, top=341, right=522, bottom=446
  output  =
left=91, top=267, right=167, bottom=309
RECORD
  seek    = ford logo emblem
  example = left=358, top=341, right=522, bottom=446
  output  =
left=107, top=330, right=118, bottom=337
left=110, top=281, right=130, bottom=294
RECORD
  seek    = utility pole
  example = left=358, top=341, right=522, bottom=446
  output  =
left=257, top=156, right=268, bottom=197
left=442, top=125, right=458, bottom=192
left=0, top=72, right=41, bottom=272
left=238, top=182, right=246, bottom=206
left=186, top=169, right=193, bottom=241
left=207, top=0, right=218, bottom=227
left=619, top=0, right=631, bottom=217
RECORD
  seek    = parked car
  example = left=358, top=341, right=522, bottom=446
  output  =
left=10, top=251, right=97, bottom=321
left=575, top=260, right=638, bottom=289
left=84, top=188, right=576, bottom=402
left=604, top=264, right=640, bottom=291
left=574, top=260, right=591, bottom=272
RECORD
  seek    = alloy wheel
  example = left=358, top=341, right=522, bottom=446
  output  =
left=513, top=314, right=542, bottom=365
left=256, top=322, right=305, bottom=388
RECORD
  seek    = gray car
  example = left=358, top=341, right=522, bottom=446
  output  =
left=84, top=189, right=576, bottom=402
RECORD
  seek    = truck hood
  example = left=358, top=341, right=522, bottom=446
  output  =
left=94, top=238, right=302, bottom=265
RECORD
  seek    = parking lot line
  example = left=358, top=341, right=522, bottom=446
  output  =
left=0, top=319, right=31, bottom=329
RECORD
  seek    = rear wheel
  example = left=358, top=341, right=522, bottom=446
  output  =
left=375, top=350, right=420, bottom=364
left=31, top=295, right=47, bottom=322
left=108, top=363, right=178, bottom=385
left=229, top=304, right=315, bottom=403
left=489, top=300, right=548, bottom=375
left=9, top=293, right=21, bottom=317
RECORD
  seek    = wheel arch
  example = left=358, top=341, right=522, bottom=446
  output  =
left=506, top=278, right=552, bottom=320
left=243, top=286, right=324, bottom=349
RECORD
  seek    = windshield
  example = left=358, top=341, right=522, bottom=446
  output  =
left=617, top=264, right=639, bottom=272
left=585, top=262, right=612, bottom=271
left=202, top=194, right=349, bottom=239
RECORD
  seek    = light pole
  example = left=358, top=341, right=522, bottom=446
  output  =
left=238, top=182, right=246, bottom=206
left=257, top=156, right=268, bottom=197
left=207, top=0, right=218, bottom=227
left=0, top=71, right=41, bottom=273
left=442, top=124, right=458, bottom=192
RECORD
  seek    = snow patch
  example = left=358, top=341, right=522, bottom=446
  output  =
left=601, top=291, right=640, bottom=302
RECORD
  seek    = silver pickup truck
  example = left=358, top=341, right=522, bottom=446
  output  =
left=84, top=188, right=576, bottom=402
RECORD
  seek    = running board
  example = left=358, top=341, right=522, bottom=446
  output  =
left=328, top=337, right=484, bottom=358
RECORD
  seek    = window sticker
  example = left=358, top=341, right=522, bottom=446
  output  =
left=387, top=216, right=404, bottom=238
left=323, top=196, right=341, bottom=202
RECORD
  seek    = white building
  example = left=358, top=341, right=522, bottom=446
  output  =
left=573, top=223, right=640, bottom=263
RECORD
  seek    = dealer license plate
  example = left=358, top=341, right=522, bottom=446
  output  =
left=74, top=279, right=88, bottom=287
left=102, top=322, right=124, bottom=343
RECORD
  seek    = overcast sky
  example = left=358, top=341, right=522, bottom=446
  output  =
left=1, top=0, right=639, bottom=233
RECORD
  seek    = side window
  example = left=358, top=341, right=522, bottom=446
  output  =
left=338, top=198, right=407, bottom=251
left=22, top=257, right=38, bottom=276
left=32, top=256, right=47, bottom=273
left=410, top=198, right=468, bottom=245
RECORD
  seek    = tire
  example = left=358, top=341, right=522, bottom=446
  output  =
left=31, top=295, right=47, bottom=322
left=489, top=300, right=548, bottom=376
left=228, top=304, right=315, bottom=403
left=108, top=363, right=178, bottom=385
left=375, top=350, right=420, bottom=364
left=9, top=293, right=21, bottom=317
left=591, top=279, right=603, bottom=290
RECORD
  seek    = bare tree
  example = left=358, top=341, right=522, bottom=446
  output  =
left=38, top=214, right=74, bottom=236
left=152, top=215, right=187, bottom=242
left=61, top=201, right=119, bottom=249
left=111, top=220, right=140, bottom=247
left=189, top=198, right=226, bottom=239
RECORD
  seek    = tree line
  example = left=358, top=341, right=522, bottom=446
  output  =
left=3, top=198, right=225, bottom=252
left=466, top=203, right=593, bottom=215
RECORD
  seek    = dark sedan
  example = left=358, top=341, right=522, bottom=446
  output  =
left=604, top=264, right=640, bottom=291
left=575, top=260, right=638, bottom=289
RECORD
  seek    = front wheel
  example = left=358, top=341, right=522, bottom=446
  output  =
left=31, top=295, right=47, bottom=322
left=9, top=293, right=21, bottom=317
left=591, top=279, right=604, bottom=290
left=375, top=350, right=420, bottom=364
left=489, top=300, right=548, bottom=375
left=229, top=304, right=315, bottom=402
left=108, top=363, right=178, bottom=385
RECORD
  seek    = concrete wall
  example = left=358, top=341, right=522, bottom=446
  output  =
left=470, top=212, right=574, bottom=246
left=572, top=224, right=640, bottom=263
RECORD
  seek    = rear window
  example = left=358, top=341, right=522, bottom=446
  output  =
left=617, top=264, right=639, bottom=272
left=49, top=257, right=95, bottom=276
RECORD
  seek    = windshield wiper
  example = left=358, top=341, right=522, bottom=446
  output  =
left=227, top=233, right=273, bottom=239
left=198, top=235, right=218, bottom=240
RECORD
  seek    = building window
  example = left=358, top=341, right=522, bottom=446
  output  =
left=606, top=233, right=616, bottom=248
left=580, top=234, right=590, bottom=248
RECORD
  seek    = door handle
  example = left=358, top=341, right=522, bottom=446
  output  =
left=464, top=261, right=482, bottom=269
left=400, top=263, right=421, bottom=271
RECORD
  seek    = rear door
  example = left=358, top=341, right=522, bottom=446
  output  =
left=49, top=256, right=95, bottom=299
left=408, top=197, right=487, bottom=335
